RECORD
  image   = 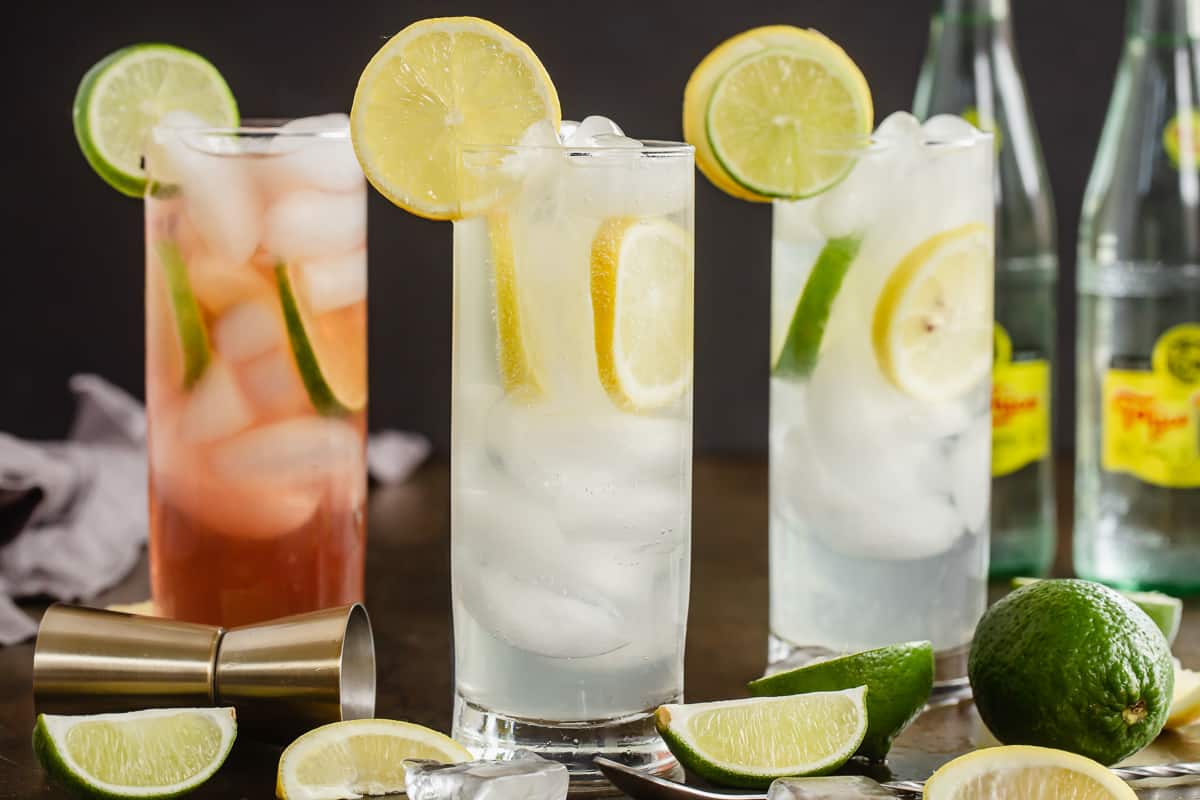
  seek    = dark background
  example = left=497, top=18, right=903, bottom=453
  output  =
left=3, top=0, right=1125, bottom=453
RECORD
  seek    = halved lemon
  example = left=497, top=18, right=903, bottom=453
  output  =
left=489, top=213, right=542, bottom=398
left=276, top=263, right=366, bottom=416
left=591, top=217, right=693, bottom=412
left=350, top=17, right=560, bottom=220
left=1166, top=659, right=1200, bottom=730
left=872, top=223, right=994, bottom=401
left=275, top=719, right=471, bottom=800
left=923, top=745, right=1137, bottom=799
left=700, top=30, right=872, bottom=199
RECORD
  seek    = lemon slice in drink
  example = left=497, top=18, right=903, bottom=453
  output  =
left=591, top=217, right=694, bottom=412
left=350, top=17, right=560, bottom=220
left=923, top=745, right=1137, bottom=800
left=276, top=263, right=366, bottom=416
left=1166, top=659, right=1200, bottom=730
left=489, top=213, right=542, bottom=398
left=872, top=223, right=994, bottom=401
left=655, top=687, right=868, bottom=788
left=33, top=708, right=236, bottom=799
left=73, top=44, right=238, bottom=197
left=701, top=31, right=872, bottom=199
left=275, top=719, right=471, bottom=800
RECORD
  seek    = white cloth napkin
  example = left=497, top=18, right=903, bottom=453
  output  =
left=0, top=375, right=430, bottom=645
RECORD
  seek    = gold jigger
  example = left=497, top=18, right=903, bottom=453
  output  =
left=216, top=604, right=375, bottom=738
left=33, top=603, right=376, bottom=741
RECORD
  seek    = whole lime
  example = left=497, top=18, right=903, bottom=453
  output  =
left=969, top=579, right=1174, bottom=765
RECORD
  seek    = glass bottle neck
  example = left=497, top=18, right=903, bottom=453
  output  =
left=939, top=0, right=1011, bottom=27
left=1126, top=0, right=1199, bottom=42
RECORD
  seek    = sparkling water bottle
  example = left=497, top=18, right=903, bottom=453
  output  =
left=914, top=0, right=1058, bottom=577
left=1075, top=0, right=1200, bottom=594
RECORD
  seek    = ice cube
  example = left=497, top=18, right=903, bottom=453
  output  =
left=405, top=752, right=568, bottom=800
left=768, top=775, right=893, bottom=799
left=300, top=249, right=367, bottom=313
left=210, top=417, right=363, bottom=488
left=212, top=300, right=282, bottom=362
left=563, top=115, right=625, bottom=146
left=156, top=121, right=263, bottom=266
left=554, top=481, right=686, bottom=549
left=239, top=350, right=312, bottom=419
left=262, top=190, right=365, bottom=262
left=188, top=251, right=272, bottom=314
left=951, top=413, right=992, bottom=534
left=557, top=119, right=580, bottom=143
left=260, top=114, right=363, bottom=195
left=143, top=111, right=205, bottom=186
left=177, top=360, right=254, bottom=443
left=454, top=485, right=630, bottom=659
left=923, top=112, right=984, bottom=142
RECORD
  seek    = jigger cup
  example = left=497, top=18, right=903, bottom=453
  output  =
left=33, top=602, right=375, bottom=740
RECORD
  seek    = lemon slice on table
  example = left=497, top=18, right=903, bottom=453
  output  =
left=350, top=17, right=560, bottom=220
left=33, top=708, right=236, bottom=799
left=872, top=223, right=994, bottom=401
left=591, top=217, right=694, bottom=412
left=73, top=44, right=238, bottom=197
left=655, top=687, right=868, bottom=788
left=489, top=213, right=543, bottom=399
left=275, top=719, right=471, bottom=800
left=923, top=745, right=1137, bottom=800
left=1167, top=659, right=1200, bottom=730
left=694, top=28, right=872, bottom=200
left=276, top=263, right=366, bottom=416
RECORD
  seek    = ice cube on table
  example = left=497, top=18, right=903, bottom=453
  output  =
left=768, top=775, right=893, bottom=799
left=405, top=752, right=568, bottom=800
left=212, top=300, right=282, bottom=362
left=262, top=190, right=365, bottom=262
left=155, top=118, right=263, bottom=266
left=300, top=249, right=367, bottom=313
left=177, top=360, right=254, bottom=444
left=261, top=113, right=362, bottom=195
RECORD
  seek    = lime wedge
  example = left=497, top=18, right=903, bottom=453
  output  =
left=772, top=235, right=861, bottom=378
left=748, top=641, right=933, bottom=761
left=276, top=719, right=471, bottom=800
left=33, top=708, right=236, bottom=799
left=157, top=241, right=212, bottom=389
left=655, top=687, right=868, bottom=788
left=1011, top=577, right=1182, bottom=645
left=705, top=41, right=872, bottom=199
left=73, top=44, right=238, bottom=197
left=275, top=263, right=366, bottom=416
left=924, top=745, right=1136, bottom=800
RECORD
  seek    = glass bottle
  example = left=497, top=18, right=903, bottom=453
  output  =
left=914, top=0, right=1059, bottom=577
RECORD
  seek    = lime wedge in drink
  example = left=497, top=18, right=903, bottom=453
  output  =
left=275, top=263, right=366, bottom=416
left=772, top=235, right=861, bottom=378
left=73, top=44, right=238, bottom=197
left=655, top=687, right=868, bottom=788
left=156, top=241, right=212, bottom=389
left=33, top=708, right=236, bottom=799
left=1011, top=577, right=1182, bottom=645
left=748, top=641, right=933, bottom=761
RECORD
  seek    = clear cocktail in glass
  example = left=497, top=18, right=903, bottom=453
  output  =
left=768, top=114, right=994, bottom=695
left=450, top=127, right=694, bottom=780
left=144, top=116, right=367, bottom=627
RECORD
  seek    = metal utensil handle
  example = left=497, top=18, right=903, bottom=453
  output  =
left=883, top=762, right=1200, bottom=795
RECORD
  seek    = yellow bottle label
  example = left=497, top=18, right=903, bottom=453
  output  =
left=1102, top=323, right=1200, bottom=488
left=992, top=324, right=1050, bottom=477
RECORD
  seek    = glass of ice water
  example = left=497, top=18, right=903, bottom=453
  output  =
left=767, top=113, right=995, bottom=698
left=449, top=124, right=695, bottom=784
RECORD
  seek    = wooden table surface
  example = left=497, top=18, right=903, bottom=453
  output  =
left=1, top=457, right=1198, bottom=798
